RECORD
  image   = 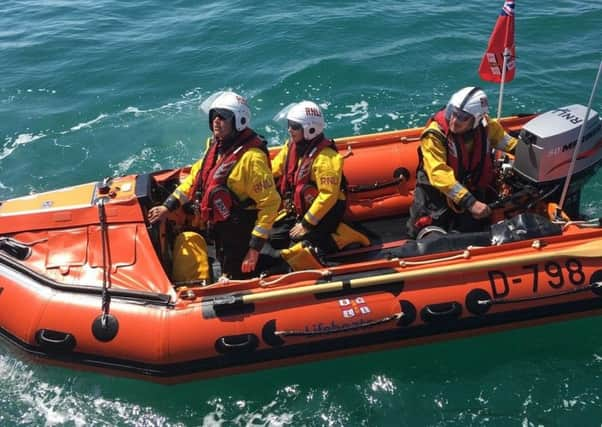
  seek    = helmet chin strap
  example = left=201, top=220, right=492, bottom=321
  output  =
left=215, top=126, right=239, bottom=150
left=305, top=131, right=322, bottom=144
left=451, top=126, right=475, bottom=137
left=226, top=129, right=240, bottom=145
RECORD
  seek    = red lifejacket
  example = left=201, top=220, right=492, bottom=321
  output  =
left=192, top=129, right=267, bottom=223
left=428, top=109, right=494, bottom=192
left=279, top=135, right=339, bottom=216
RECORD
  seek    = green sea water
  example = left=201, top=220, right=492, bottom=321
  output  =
left=1, top=1, right=602, bottom=425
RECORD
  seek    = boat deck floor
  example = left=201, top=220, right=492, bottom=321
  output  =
left=327, top=215, right=492, bottom=265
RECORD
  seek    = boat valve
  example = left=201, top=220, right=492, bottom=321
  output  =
left=98, top=176, right=112, bottom=195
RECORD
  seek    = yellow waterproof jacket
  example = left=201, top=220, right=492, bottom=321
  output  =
left=420, top=119, right=517, bottom=206
left=272, top=140, right=345, bottom=227
left=169, top=137, right=280, bottom=244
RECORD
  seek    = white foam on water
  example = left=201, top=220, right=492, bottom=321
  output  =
left=0, top=132, right=46, bottom=160
left=123, top=106, right=144, bottom=115
left=112, top=147, right=155, bottom=176
left=369, top=374, right=396, bottom=394
left=59, top=92, right=201, bottom=137
left=21, top=88, right=53, bottom=95
left=68, top=113, right=108, bottom=132
left=122, top=90, right=204, bottom=117
left=334, top=100, right=370, bottom=133
left=91, top=396, right=175, bottom=427
left=1, top=88, right=208, bottom=169
left=13, top=133, right=45, bottom=146
left=0, top=351, right=180, bottom=427
left=229, top=401, right=297, bottom=427
left=10, top=88, right=207, bottom=152
left=262, top=124, right=286, bottom=147
left=202, top=397, right=226, bottom=427
left=263, top=124, right=277, bottom=135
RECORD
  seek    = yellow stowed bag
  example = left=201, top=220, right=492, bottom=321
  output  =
left=280, top=242, right=323, bottom=271
left=546, top=202, right=571, bottom=222
left=172, top=231, right=210, bottom=284
left=331, top=222, right=370, bottom=250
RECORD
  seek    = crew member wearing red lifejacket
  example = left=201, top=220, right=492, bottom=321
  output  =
left=271, top=101, right=367, bottom=262
left=148, top=91, right=280, bottom=280
left=407, top=87, right=518, bottom=238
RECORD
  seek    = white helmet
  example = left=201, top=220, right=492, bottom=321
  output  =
left=285, top=101, right=325, bottom=140
left=200, top=91, right=251, bottom=132
left=445, top=86, right=489, bottom=129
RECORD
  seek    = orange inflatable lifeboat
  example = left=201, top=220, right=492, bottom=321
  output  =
left=1, top=105, right=602, bottom=383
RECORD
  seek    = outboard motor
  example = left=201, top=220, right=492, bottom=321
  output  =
left=509, top=104, right=602, bottom=217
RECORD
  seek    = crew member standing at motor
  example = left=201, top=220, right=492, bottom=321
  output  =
left=271, top=101, right=368, bottom=269
left=407, top=86, right=518, bottom=238
left=148, top=91, right=280, bottom=280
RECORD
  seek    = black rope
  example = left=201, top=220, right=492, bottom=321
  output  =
left=275, top=312, right=402, bottom=337
left=173, top=279, right=207, bottom=287
left=347, top=177, right=404, bottom=193
left=98, top=198, right=112, bottom=326
left=479, top=282, right=602, bottom=306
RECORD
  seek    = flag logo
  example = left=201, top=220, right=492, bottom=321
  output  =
left=478, top=0, right=516, bottom=83
left=502, top=0, right=515, bottom=16
left=338, top=297, right=372, bottom=318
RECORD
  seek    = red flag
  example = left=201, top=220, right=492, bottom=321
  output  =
left=478, top=0, right=516, bottom=83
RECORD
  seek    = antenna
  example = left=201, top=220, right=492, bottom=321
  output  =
left=557, top=60, right=602, bottom=214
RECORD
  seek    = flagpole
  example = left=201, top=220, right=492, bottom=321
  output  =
left=496, top=48, right=510, bottom=119
left=557, top=59, right=602, bottom=214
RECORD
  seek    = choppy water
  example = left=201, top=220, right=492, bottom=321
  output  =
left=1, top=0, right=602, bottom=425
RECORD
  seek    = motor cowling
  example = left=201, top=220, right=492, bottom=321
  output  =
left=513, top=104, right=602, bottom=184
left=505, top=104, right=602, bottom=217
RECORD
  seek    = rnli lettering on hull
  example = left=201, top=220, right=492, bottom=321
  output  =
left=488, top=258, right=586, bottom=298
left=304, top=319, right=370, bottom=334
left=303, top=297, right=373, bottom=333
left=551, top=108, right=584, bottom=125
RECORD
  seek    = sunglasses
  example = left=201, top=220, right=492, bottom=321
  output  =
left=211, top=108, right=234, bottom=121
left=288, top=121, right=303, bottom=131
left=445, top=105, right=473, bottom=123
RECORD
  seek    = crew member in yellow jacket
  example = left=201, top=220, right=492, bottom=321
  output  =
left=148, top=91, right=280, bottom=280
left=408, top=86, right=518, bottom=238
left=271, top=101, right=369, bottom=269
